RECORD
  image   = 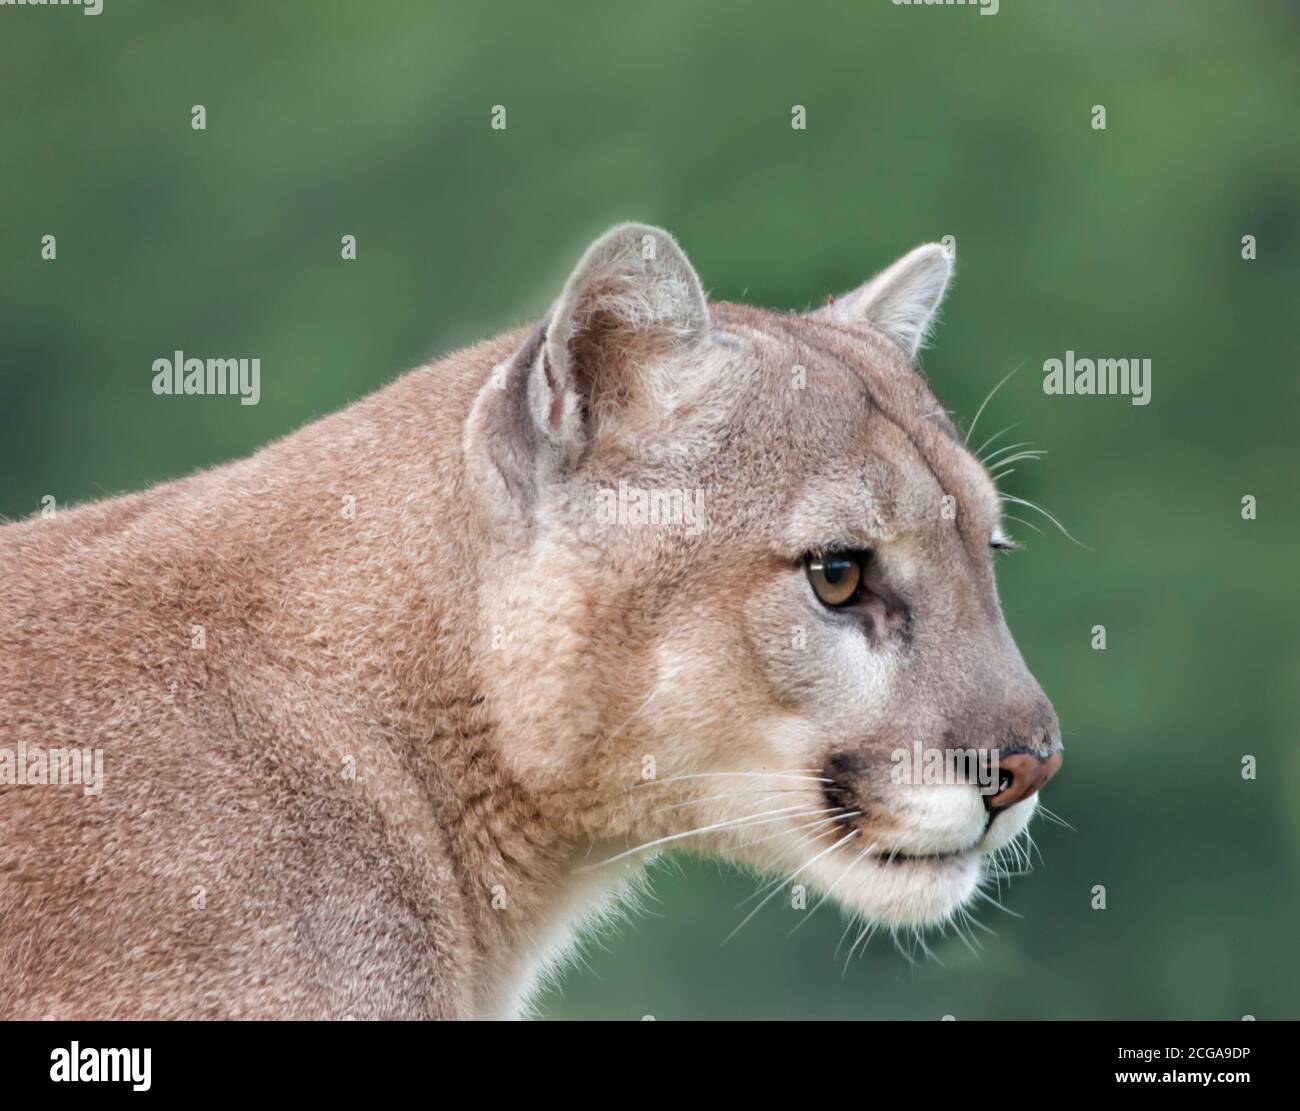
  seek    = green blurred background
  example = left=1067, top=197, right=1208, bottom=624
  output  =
left=3, top=0, right=1297, bottom=1019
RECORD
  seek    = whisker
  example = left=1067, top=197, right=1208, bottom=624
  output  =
left=603, top=674, right=676, bottom=744
left=1014, top=836, right=1034, bottom=872
left=1035, top=803, right=1076, bottom=832
left=834, top=917, right=858, bottom=961
left=631, top=772, right=832, bottom=789
left=905, top=926, right=941, bottom=967
left=576, top=805, right=842, bottom=871
left=650, top=787, right=809, bottom=815
left=1000, top=493, right=1089, bottom=549
left=989, top=450, right=1046, bottom=469
left=722, top=830, right=859, bottom=945
left=1003, top=837, right=1025, bottom=873
left=956, top=902, right=994, bottom=941
left=734, top=821, right=858, bottom=909
left=786, top=840, right=879, bottom=937
left=733, top=810, right=861, bottom=854
left=734, top=820, right=851, bottom=910
left=980, top=439, right=1035, bottom=466
left=987, top=851, right=1006, bottom=900
left=986, top=864, right=1033, bottom=879
left=949, top=909, right=982, bottom=957
left=1022, top=827, right=1044, bottom=868
left=972, top=421, right=1020, bottom=461
left=964, top=366, right=1021, bottom=446
left=1002, top=512, right=1046, bottom=537
left=960, top=904, right=996, bottom=938
left=973, top=888, right=1023, bottom=919
left=842, top=920, right=879, bottom=976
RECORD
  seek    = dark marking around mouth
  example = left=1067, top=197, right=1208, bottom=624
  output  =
left=879, top=849, right=964, bottom=865
left=822, top=750, right=863, bottom=813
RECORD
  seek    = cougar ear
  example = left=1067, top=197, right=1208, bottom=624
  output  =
left=465, top=223, right=709, bottom=527
left=817, top=243, right=953, bottom=357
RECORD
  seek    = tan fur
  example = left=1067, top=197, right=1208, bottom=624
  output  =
left=0, top=226, right=1058, bottom=1018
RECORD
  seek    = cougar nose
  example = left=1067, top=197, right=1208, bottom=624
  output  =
left=986, top=751, right=1062, bottom=810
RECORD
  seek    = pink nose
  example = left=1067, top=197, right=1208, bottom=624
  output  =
left=986, top=751, right=1062, bottom=810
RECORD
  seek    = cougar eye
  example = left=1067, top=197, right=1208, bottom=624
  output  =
left=806, top=551, right=868, bottom=608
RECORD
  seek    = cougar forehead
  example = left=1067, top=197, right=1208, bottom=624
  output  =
left=573, top=302, right=1003, bottom=583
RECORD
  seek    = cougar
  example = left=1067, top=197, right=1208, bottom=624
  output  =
left=0, top=224, right=1062, bottom=1019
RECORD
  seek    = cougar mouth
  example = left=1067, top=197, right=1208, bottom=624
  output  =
left=877, top=848, right=970, bottom=865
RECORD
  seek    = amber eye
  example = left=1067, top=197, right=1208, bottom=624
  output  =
left=806, top=552, right=866, bottom=608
